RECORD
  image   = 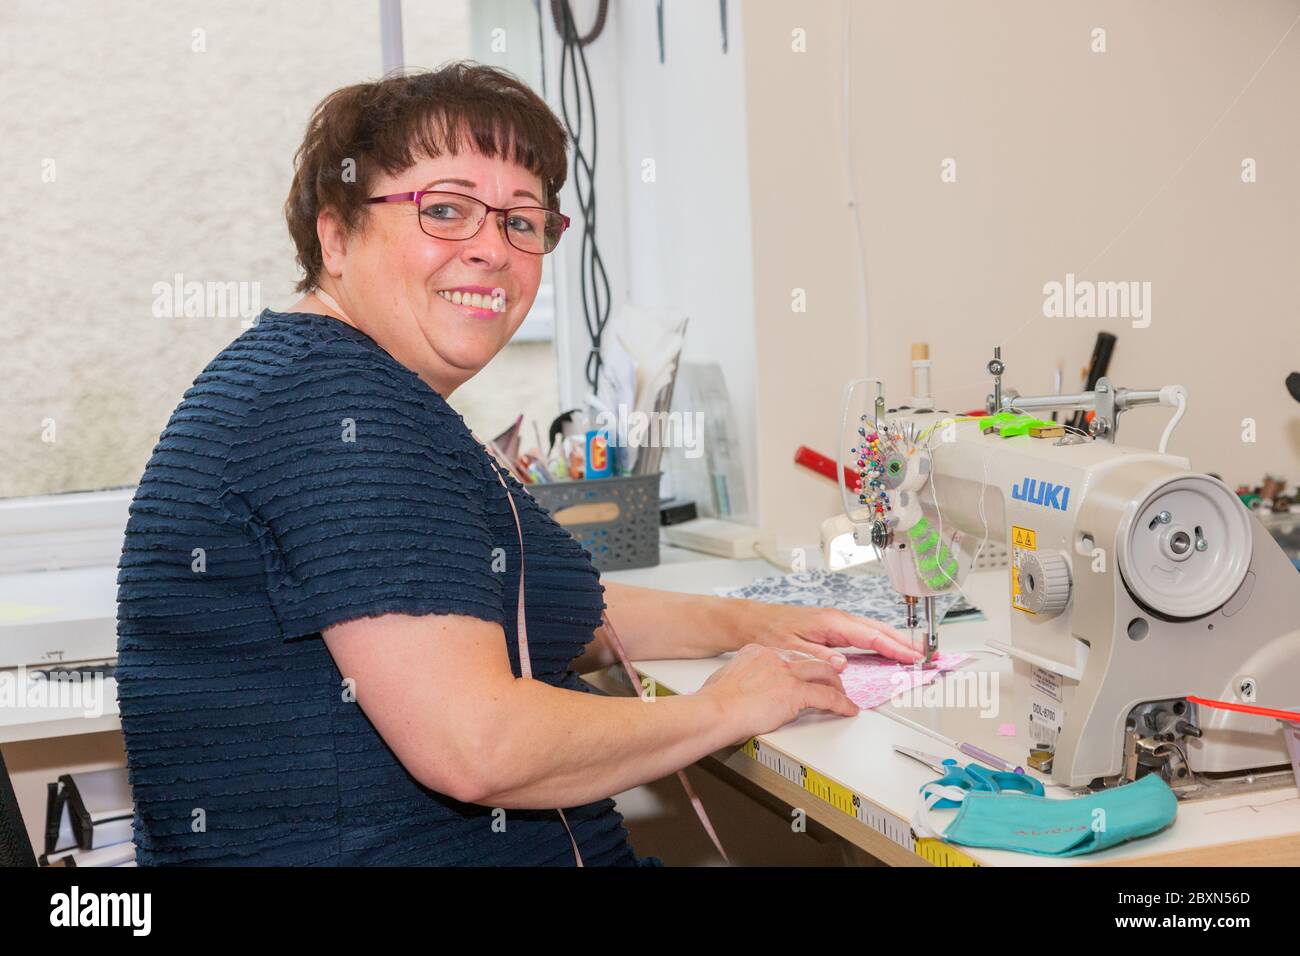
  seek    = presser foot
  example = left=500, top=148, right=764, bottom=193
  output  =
left=1118, top=699, right=1204, bottom=790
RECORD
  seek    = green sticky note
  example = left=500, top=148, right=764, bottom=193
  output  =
left=0, top=602, right=60, bottom=623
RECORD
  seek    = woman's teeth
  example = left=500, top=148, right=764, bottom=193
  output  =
left=437, top=290, right=506, bottom=313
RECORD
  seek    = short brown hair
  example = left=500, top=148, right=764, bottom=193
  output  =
left=284, top=62, right=569, bottom=293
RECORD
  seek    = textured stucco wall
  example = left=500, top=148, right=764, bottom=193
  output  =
left=2, top=0, right=557, bottom=499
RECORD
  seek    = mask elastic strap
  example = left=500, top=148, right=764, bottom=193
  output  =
left=481, top=445, right=728, bottom=866
left=600, top=609, right=731, bottom=865
left=312, top=287, right=355, bottom=326
left=912, top=783, right=968, bottom=840
left=483, top=450, right=581, bottom=865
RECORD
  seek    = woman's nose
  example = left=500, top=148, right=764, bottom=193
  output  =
left=460, top=213, right=511, bottom=267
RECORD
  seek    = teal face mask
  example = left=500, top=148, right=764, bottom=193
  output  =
left=915, top=773, right=1178, bottom=857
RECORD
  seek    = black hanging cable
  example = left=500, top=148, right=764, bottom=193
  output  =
left=551, top=0, right=611, bottom=395
left=550, top=0, right=609, bottom=46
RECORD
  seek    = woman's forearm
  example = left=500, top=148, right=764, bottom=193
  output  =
left=471, top=679, right=737, bottom=809
left=582, top=581, right=755, bottom=666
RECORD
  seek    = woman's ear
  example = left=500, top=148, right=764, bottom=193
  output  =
left=316, top=207, right=350, bottom=279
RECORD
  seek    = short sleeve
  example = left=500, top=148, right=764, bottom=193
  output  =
left=216, top=342, right=505, bottom=640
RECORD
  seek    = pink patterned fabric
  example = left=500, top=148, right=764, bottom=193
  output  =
left=839, top=652, right=972, bottom=710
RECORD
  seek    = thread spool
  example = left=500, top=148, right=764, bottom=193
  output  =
left=910, top=342, right=932, bottom=409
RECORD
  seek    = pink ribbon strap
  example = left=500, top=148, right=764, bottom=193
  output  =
left=482, top=445, right=727, bottom=866
left=484, top=453, right=581, bottom=866
left=598, top=610, right=731, bottom=865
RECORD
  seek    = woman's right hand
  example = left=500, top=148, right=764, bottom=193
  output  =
left=699, top=643, right=859, bottom=741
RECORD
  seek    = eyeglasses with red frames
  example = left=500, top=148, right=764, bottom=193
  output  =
left=364, top=190, right=570, bottom=255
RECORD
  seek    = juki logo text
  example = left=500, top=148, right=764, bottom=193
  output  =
left=1011, top=477, right=1072, bottom=511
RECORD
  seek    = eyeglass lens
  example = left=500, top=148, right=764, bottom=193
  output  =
left=417, top=192, right=564, bottom=253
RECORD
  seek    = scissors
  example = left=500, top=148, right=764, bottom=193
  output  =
left=895, top=745, right=1045, bottom=808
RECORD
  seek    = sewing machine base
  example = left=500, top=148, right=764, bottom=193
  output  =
left=878, top=659, right=1298, bottom=801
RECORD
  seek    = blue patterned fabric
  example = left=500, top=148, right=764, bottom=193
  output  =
left=116, top=310, right=649, bottom=866
left=719, top=569, right=976, bottom=629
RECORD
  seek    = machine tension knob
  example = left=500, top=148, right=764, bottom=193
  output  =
left=1017, top=551, right=1072, bottom=616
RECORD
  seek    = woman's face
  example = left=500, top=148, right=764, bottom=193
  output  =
left=316, top=146, right=548, bottom=397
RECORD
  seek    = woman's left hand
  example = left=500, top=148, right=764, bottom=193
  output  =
left=739, top=602, right=924, bottom=670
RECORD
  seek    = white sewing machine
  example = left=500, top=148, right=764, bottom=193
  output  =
left=829, top=349, right=1300, bottom=792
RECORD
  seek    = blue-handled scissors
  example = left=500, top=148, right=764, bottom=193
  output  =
left=894, top=745, right=1045, bottom=808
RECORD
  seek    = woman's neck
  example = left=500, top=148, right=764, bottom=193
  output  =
left=285, top=289, right=461, bottom=399
left=291, top=288, right=357, bottom=329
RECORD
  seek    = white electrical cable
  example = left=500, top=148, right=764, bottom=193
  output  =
left=840, top=0, right=872, bottom=377
left=924, top=425, right=984, bottom=610
left=914, top=387, right=1184, bottom=644
left=1158, top=385, right=1187, bottom=454
left=924, top=408, right=1078, bottom=605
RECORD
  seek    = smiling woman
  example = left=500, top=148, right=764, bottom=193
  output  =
left=280, top=63, right=570, bottom=396
left=115, top=61, right=916, bottom=868
left=115, top=63, right=649, bottom=867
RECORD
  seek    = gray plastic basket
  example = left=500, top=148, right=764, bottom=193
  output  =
left=526, top=473, right=661, bottom=571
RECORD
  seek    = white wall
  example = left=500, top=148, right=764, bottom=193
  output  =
left=581, top=0, right=1300, bottom=556
left=739, top=0, right=1300, bottom=552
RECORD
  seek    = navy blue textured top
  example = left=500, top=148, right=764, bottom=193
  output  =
left=116, top=309, right=646, bottom=866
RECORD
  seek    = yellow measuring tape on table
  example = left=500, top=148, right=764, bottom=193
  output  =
left=738, top=735, right=981, bottom=866
left=614, top=665, right=982, bottom=865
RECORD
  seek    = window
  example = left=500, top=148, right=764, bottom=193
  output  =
left=1, top=0, right=560, bottom=498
